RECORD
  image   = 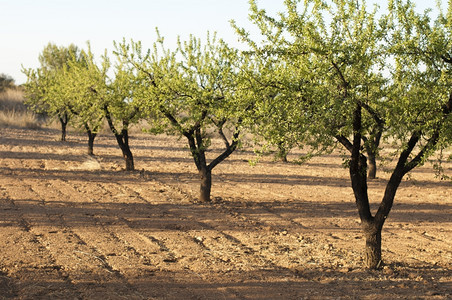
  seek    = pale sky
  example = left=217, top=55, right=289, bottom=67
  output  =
left=0, top=0, right=446, bottom=84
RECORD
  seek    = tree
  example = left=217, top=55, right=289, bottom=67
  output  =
left=101, top=61, right=142, bottom=171
left=61, top=46, right=108, bottom=155
left=80, top=52, right=143, bottom=171
left=237, top=46, right=323, bottom=164
left=23, top=43, right=82, bottom=141
left=235, top=0, right=451, bottom=269
left=25, top=42, right=141, bottom=169
left=116, top=33, right=247, bottom=201
left=0, top=74, right=15, bottom=92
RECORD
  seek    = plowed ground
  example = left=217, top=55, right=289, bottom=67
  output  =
left=0, top=127, right=451, bottom=299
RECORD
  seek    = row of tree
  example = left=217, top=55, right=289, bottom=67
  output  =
left=23, top=0, right=451, bottom=270
left=23, top=34, right=247, bottom=201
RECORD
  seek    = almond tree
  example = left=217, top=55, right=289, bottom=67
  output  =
left=25, top=43, right=141, bottom=168
left=64, top=47, right=141, bottom=169
left=101, top=62, right=143, bottom=171
left=116, top=34, right=247, bottom=201
left=61, top=46, right=108, bottom=155
left=75, top=54, right=144, bottom=171
left=236, top=0, right=451, bottom=269
left=23, top=43, right=82, bottom=141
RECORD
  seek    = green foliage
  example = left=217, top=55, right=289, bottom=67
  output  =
left=235, top=0, right=451, bottom=172
left=105, top=60, right=144, bottom=131
left=38, top=43, right=80, bottom=72
left=234, top=0, right=389, bottom=162
left=234, top=0, right=452, bottom=269
left=58, top=45, right=108, bottom=134
left=22, top=43, right=84, bottom=125
left=115, top=32, right=247, bottom=160
left=385, top=0, right=452, bottom=153
left=114, top=31, right=251, bottom=199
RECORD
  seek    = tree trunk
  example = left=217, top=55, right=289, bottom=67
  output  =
left=182, top=116, right=240, bottom=203
left=349, top=103, right=383, bottom=269
left=276, top=143, right=288, bottom=163
left=104, top=107, right=135, bottom=171
left=199, top=166, right=212, bottom=202
left=113, top=131, right=134, bottom=171
left=367, top=152, right=377, bottom=179
left=123, top=148, right=134, bottom=171
left=59, top=116, right=68, bottom=142
left=363, top=221, right=382, bottom=269
left=87, top=131, right=97, bottom=156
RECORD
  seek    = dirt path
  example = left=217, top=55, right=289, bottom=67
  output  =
left=0, top=127, right=451, bottom=299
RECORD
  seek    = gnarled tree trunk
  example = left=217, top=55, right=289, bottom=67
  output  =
left=184, top=120, right=240, bottom=203
left=367, top=152, right=377, bottom=179
left=86, top=128, right=97, bottom=156
left=349, top=104, right=384, bottom=269
left=363, top=221, right=382, bottom=269
left=104, top=106, right=135, bottom=171
left=59, top=112, right=69, bottom=142
left=114, top=131, right=134, bottom=171
left=276, top=142, right=289, bottom=163
left=122, top=144, right=134, bottom=171
left=199, top=166, right=212, bottom=203
left=88, top=132, right=96, bottom=156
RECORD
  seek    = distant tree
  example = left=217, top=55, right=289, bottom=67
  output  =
left=116, top=33, right=248, bottom=201
left=235, top=0, right=452, bottom=269
left=23, top=43, right=82, bottom=141
left=0, top=74, right=15, bottom=92
left=25, top=42, right=141, bottom=168
left=238, top=52, right=319, bottom=164
left=101, top=61, right=143, bottom=171
left=72, top=56, right=142, bottom=169
left=59, top=46, right=108, bottom=155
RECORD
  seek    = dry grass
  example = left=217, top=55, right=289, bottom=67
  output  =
left=0, top=88, right=26, bottom=111
left=0, top=88, right=42, bottom=129
left=0, top=110, right=41, bottom=129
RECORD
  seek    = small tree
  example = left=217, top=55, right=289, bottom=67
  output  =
left=116, top=33, right=247, bottom=201
left=237, top=49, right=321, bottom=164
left=23, top=43, right=82, bottom=141
left=236, top=0, right=452, bottom=269
left=62, top=46, right=108, bottom=155
left=82, top=53, right=143, bottom=171
left=102, top=62, right=143, bottom=171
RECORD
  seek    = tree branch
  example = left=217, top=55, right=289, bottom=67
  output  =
left=360, top=101, right=384, bottom=127
left=331, top=60, right=349, bottom=89
left=403, top=91, right=452, bottom=174
left=103, top=104, right=119, bottom=136
left=159, top=105, right=186, bottom=136
left=349, top=104, right=372, bottom=222
left=335, top=134, right=353, bottom=153
left=210, top=117, right=229, bottom=148
left=441, top=54, right=452, bottom=64
left=208, top=123, right=241, bottom=171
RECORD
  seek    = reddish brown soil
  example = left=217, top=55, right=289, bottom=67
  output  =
left=0, top=127, right=451, bottom=299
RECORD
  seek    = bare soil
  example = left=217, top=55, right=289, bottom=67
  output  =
left=0, top=127, right=451, bottom=299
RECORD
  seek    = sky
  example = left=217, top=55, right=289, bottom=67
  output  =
left=0, top=0, right=447, bottom=84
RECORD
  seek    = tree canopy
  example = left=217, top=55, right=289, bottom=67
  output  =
left=23, top=43, right=84, bottom=141
left=115, top=33, right=249, bottom=201
left=233, top=0, right=451, bottom=268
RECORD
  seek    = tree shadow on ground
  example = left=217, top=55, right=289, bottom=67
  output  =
left=1, top=265, right=450, bottom=299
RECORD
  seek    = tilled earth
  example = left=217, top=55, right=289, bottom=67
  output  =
left=0, top=127, right=451, bottom=299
